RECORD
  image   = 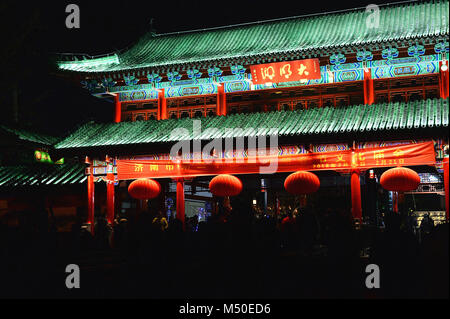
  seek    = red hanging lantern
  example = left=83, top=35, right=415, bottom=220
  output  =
left=128, top=178, right=161, bottom=199
left=209, top=174, right=243, bottom=197
left=380, top=167, right=420, bottom=192
left=284, top=171, right=320, bottom=195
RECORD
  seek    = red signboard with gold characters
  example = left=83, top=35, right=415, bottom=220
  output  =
left=250, top=58, right=321, bottom=84
left=116, top=142, right=436, bottom=180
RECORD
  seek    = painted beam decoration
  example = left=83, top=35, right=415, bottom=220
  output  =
left=116, top=142, right=435, bottom=180
left=250, top=59, right=321, bottom=84
left=105, top=54, right=447, bottom=102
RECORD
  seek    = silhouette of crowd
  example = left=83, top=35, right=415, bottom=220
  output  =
left=0, top=197, right=448, bottom=299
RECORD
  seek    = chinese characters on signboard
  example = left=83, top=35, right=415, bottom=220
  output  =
left=250, top=59, right=321, bottom=84
left=116, top=142, right=435, bottom=180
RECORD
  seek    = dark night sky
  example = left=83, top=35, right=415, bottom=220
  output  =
left=46, top=0, right=400, bottom=54
left=0, top=0, right=408, bottom=136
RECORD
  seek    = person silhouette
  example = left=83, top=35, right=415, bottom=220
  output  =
left=420, top=213, right=434, bottom=235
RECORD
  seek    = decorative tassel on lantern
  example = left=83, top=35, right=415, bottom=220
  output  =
left=393, top=191, right=399, bottom=213
left=299, top=194, right=307, bottom=208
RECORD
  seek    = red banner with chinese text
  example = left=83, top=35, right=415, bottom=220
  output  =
left=250, top=59, right=321, bottom=84
left=116, top=142, right=435, bottom=180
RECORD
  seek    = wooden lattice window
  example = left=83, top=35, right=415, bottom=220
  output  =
left=134, top=113, right=145, bottom=121
left=194, top=110, right=203, bottom=118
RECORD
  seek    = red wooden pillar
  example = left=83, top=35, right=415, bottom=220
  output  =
left=439, top=60, right=449, bottom=99
left=106, top=157, right=115, bottom=225
left=158, top=88, right=167, bottom=120
left=444, top=156, right=449, bottom=221
left=216, top=84, right=224, bottom=116
left=157, top=99, right=160, bottom=120
left=86, top=158, right=95, bottom=235
left=351, top=170, right=362, bottom=222
left=363, top=68, right=374, bottom=105
left=114, top=94, right=121, bottom=123
left=176, top=178, right=185, bottom=229
left=221, top=85, right=227, bottom=116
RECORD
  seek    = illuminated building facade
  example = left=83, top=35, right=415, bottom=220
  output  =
left=47, top=1, right=449, bottom=231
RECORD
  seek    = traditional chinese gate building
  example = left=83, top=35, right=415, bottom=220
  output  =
left=54, top=1, right=449, bottom=233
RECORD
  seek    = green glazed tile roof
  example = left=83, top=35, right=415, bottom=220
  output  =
left=54, top=98, right=449, bottom=150
left=0, top=125, right=60, bottom=146
left=57, top=1, right=449, bottom=73
left=0, top=163, right=88, bottom=187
